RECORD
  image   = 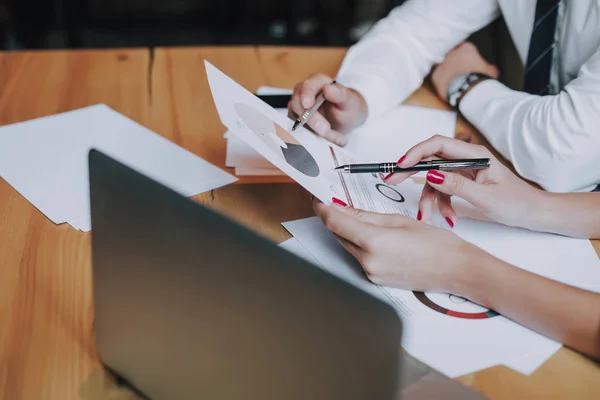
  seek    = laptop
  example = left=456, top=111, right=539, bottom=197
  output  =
left=89, top=150, right=487, bottom=400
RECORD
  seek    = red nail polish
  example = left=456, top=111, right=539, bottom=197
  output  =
left=426, top=170, right=445, bottom=185
left=383, top=172, right=394, bottom=181
left=445, top=217, right=454, bottom=228
left=397, top=155, right=406, bottom=165
left=417, top=210, right=422, bottom=221
left=332, top=197, right=348, bottom=207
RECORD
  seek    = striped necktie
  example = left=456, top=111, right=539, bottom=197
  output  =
left=523, top=0, right=561, bottom=95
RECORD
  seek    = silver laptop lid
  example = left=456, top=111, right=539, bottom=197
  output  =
left=89, top=150, right=402, bottom=400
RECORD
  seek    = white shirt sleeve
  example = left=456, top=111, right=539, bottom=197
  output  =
left=336, top=0, right=500, bottom=124
left=460, top=45, right=600, bottom=193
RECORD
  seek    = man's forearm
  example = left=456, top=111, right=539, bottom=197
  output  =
left=455, top=249, right=600, bottom=360
left=337, top=0, right=498, bottom=123
left=459, top=46, right=600, bottom=193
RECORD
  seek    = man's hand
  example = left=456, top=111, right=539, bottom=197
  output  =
left=288, top=74, right=368, bottom=146
left=431, top=42, right=499, bottom=103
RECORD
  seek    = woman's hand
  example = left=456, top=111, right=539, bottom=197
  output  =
left=288, top=74, right=368, bottom=146
left=313, top=198, right=483, bottom=294
left=385, top=135, right=542, bottom=229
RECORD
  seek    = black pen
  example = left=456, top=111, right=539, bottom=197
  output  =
left=335, top=158, right=491, bottom=174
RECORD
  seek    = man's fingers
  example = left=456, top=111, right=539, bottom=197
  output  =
left=418, top=184, right=438, bottom=222
left=289, top=84, right=306, bottom=119
left=299, top=74, right=335, bottom=108
left=289, top=74, right=333, bottom=117
left=287, top=102, right=348, bottom=146
left=300, top=111, right=348, bottom=146
left=322, top=83, right=350, bottom=108
left=437, top=193, right=457, bottom=228
left=399, top=135, right=493, bottom=169
left=303, top=111, right=330, bottom=136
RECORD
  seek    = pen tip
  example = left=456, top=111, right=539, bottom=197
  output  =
left=291, top=121, right=300, bottom=131
left=334, top=166, right=344, bottom=170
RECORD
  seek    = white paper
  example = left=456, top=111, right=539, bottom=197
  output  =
left=278, top=238, right=322, bottom=266
left=256, top=86, right=293, bottom=95
left=0, top=104, right=237, bottom=229
left=226, top=135, right=280, bottom=169
left=69, top=216, right=91, bottom=232
left=344, top=106, right=456, bottom=163
left=503, top=349, right=560, bottom=375
left=277, top=207, right=600, bottom=377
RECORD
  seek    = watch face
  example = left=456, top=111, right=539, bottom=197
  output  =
left=447, top=73, right=470, bottom=107
left=448, top=73, right=470, bottom=95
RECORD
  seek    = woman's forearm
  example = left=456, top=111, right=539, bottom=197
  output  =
left=454, top=248, right=600, bottom=359
left=526, top=191, right=600, bottom=239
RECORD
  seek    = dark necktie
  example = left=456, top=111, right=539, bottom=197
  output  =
left=523, top=0, right=561, bottom=95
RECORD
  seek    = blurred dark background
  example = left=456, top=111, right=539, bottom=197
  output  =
left=0, top=0, right=406, bottom=49
left=0, top=0, right=519, bottom=88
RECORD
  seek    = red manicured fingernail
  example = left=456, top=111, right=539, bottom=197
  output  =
left=332, top=197, right=348, bottom=207
left=427, top=170, right=445, bottom=184
left=383, top=172, right=394, bottom=181
left=417, top=210, right=422, bottom=221
left=446, top=217, right=454, bottom=228
left=397, top=155, right=406, bottom=165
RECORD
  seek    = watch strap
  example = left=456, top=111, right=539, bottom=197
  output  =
left=448, top=73, right=492, bottom=109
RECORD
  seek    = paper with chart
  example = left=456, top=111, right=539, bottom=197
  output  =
left=207, top=61, right=449, bottom=214
left=0, top=104, right=237, bottom=231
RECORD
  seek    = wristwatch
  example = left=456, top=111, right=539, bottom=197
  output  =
left=447, top=73, right=492, bottom=108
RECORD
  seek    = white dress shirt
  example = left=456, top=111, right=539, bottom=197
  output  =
left=336, top=0, right=600, bottom=192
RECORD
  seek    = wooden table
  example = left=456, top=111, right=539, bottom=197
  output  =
left=0, top=47, right=598, bottom=400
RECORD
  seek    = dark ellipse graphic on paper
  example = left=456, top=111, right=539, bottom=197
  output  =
left=375, top=184, right=405, bottom=203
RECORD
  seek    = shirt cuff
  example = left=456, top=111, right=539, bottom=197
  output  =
left=458, top=79, right=521, bottom=157
left=336, top=72, right=393, bottom=126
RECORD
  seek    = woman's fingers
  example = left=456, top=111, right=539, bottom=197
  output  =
left=313, top=199, right=372, bottom=248
left=425, top=170, right=491, bottom=210
left=399, top=135, right=493, bottom=169
left=437, top=193, right=457, bottom=228
left=333, top=233, right=364, bottom=261
left=417, top=184, right=438, bottom=222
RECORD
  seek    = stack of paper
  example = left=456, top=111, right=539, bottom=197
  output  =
left=279, top=182, right=600, bottom=377
left=223, top=86, right=457, bottom=177
left=0, top=104, right=237, bottom=231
